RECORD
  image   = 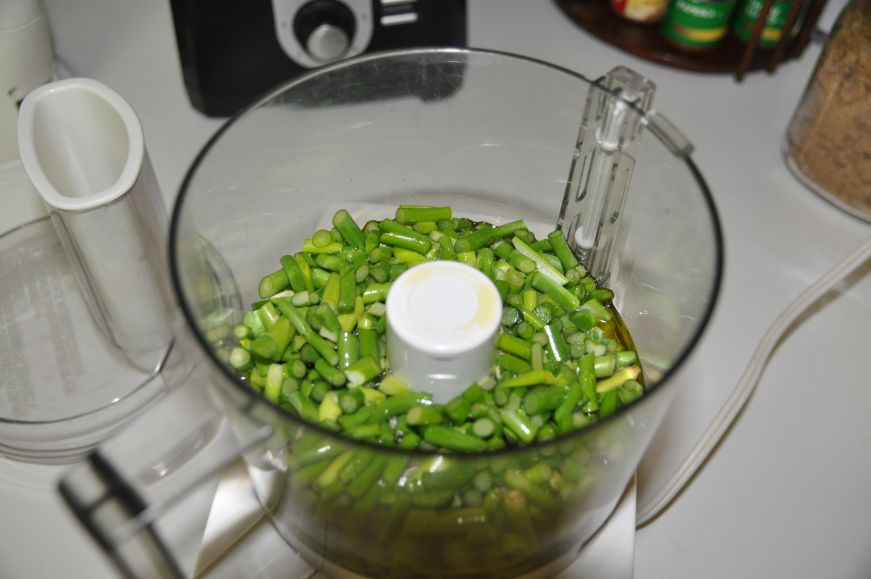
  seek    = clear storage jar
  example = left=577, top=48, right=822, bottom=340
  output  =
left=784, top=0, right=871, bottom=223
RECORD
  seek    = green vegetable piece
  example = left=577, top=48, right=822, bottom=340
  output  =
left=250, top=334, right=277, bottom=362
left=444, top=397, right=471, bottom=425
left=523, top=386, right=565, bottom=415
left=499, top=408, right=537, bottom=444
left=502, top=369, right=556, bottom=388
left=594, top=354, right=617, bottom=378
left=547, top=230, right=580, bottom=270
left=378, top=221, right=432, bottom=254
left=346, top=455, right=389, bottom=498
left=286, top=391, right=319, bottom=422
left=498, top=333, right=533, bottom=360
left=310, top=267, right=330, bottom=290
left=512, top=236, right=569, bottom=286
left=466, top=219, right=527, bottom=250
left=337, top=405, right=377, bottom=430
left=476, top=247, right=495, bottom=279
left=570, top=310, right=595, bottom=331
left=438, top=235, right=456, bottom=260
left=457, top=251, right=476, bottom=266
left=368, top=392, right=432, bottom=424
left=264, top=363, right=287, bottom=403
left=392, top=427, right=418, bottom=449
left=591, top=288, right=614, bottom=303
left=302, top=239, right=343, bottom=254
left=596, top=365, right=642, bottom=393
left=540, top=252, right=564, bottom=272
left=616, top=350, right=638, bottom=367
left=315, top=357, right=347, bottom=386
left=553, top=381, right=582, bottom=434
left=598, top=390, right=621, bottom=418
left=312, top=229, right=333, bottom=248
left=395, top=205, right=452, bottom=224
left=321, top=272, right=340, bottom=308
left=281, top=255, right=308, bottom=292
left=501, top=306, right=521, bottom=327
left=496, top=353, right=532, bottom=374
left=617, top=379, right=645, bottom=405
left=531, top=271, right=580, bottom=313
left=393, top=247, right=428, bottom=264
left=294, top=253, right=314, bottom=293
left=315, top=449, right=354, bottom=488
left=520, top=307, right=546, bottom=330
left=503, top=468, right=557, bottom=510
left=388, top=262, right=408, bottom=281
left=339, top=388, right=365, bottom=414
left=306, top=331, right=339, bottom=366
left=357, top=328, right=381, bottom=370
left=332, top=209, right=366, bottom=249
left=494, top=279, right=510, bottom=301
left=530, top=239, right=552, bottom=252
left=361, top=282, right=392, bottom=304
left=414, top=221, right=438, bottom=235
left=273, top=299, right=311, bottom=335
left=258, top=269, right=289, bottom=299
left=533, top=303, right=554, bottom=325
left=256, top=301, right=280, bottom=328
left=521, top=288, right=538, bottom=313
left=544, top=323, right=570, bottom=363
left=461, top=383, right=486, bottom=405
left=337, top=330, right=359, bottom=370
left=314, top=253, right=345, bottom=272
left=507, top=249, right=536, bottom=274
left=423, top=426, right=488, bottom=452
left=229, top=347, right=251, bottom=371
left=472, top=417, right=495, bottom=438
left=578, top=298, right=612, bottom=323
left=265, top=316, right=293, bottom=360
left=406, top=405, right=444, bottom=426
left=318, top=391, right=342, bottom=423
left=338, top=267, right=357, bottom=314
left=379, top=373, right=410, bottom=395
left=310, top=380, right=329, bottom=403
left=344, top=355, right=381, bottom=387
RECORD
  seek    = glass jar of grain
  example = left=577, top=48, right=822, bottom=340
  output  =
left=783, top=0, right=871, bottom=223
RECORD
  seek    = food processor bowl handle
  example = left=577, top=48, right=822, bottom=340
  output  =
left=558, top=66, right=656, bottom=286
left=58, top=360, right=275, bottom=579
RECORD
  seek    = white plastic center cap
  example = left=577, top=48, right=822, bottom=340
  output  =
left=386, top=261, right=502, bottom=403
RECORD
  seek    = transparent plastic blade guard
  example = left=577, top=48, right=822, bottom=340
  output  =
left=558, top=66, right=655, bottom=285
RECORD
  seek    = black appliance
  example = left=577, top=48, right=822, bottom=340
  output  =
left=170, top=0, right=467, bottom=117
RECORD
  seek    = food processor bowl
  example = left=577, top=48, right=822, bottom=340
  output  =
left=60, top=48, right=723, bottom=579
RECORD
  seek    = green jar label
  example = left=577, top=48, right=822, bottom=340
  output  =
left=734, top=0, right=802, bottom=46
left=661, top=0, right=738, bottom=48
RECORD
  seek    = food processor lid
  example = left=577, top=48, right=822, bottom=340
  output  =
left=0, top=217, right=173, bottom=462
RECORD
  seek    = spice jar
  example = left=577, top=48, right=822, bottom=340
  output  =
left=733, top=0, right=807, bottom=48
left=660, top=0, right=739, bottom=51
left=611, top=0, right=670, bottom=23
left=783, top=0, right=871, bottom=222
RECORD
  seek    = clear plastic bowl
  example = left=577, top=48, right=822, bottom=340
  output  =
left=60, top=48, right=723, bottom=578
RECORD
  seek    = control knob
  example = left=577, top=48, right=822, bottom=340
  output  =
left=293, top=0, right=356, bottom=63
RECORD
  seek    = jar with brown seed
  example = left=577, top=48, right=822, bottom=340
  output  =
left=783, top=0, right=871, bottom=223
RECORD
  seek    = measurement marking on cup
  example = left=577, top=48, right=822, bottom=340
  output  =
left=0, top=248, right=34, bottom=415
left=20, top=242, right=86, bottom=397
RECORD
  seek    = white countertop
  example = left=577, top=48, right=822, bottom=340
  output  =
left=2, top=0, right=869, bottom=578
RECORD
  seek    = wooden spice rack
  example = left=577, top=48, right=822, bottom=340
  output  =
left=554, top=0, right=829, bottom=81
